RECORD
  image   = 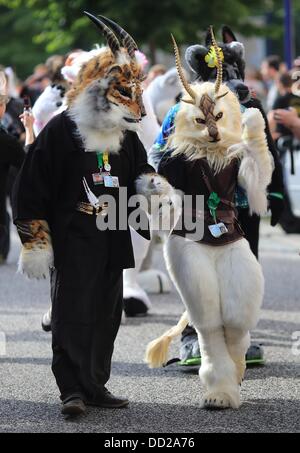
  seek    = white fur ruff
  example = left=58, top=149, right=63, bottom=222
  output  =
left=18, top=246, right=54, bottom=280
left=67, top=79, right=127, bottom=153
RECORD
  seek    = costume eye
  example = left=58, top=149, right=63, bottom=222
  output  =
left=108, top=65, right=122, bottom=75
left=215, top=112, right=223, bottom=121
left=195, top=118, right=206, bottom=124
left=116, top=86, right=132, bottom=99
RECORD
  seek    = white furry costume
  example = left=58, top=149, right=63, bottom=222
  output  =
left=145, top=34, right=273, bottom=409
left=145, top=67, right=183, bottom=124
left=123, top=69, right=184, bottom=315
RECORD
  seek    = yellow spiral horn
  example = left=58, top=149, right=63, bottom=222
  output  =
left=171, top=34, right=196, bottom=103
left=210, top=25, right=223, bottom=94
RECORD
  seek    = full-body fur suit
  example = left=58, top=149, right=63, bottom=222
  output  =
left=145, top=35, right=273, bottom=409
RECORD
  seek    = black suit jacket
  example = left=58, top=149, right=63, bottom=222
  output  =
left=13, top=111, right=153, bottom=269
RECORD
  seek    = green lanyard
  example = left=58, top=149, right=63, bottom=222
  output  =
left=96, top=152, right=103, bottom=171
left=96, top=151, right=111, bottom=172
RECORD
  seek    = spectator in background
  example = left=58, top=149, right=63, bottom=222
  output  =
left=0, top=71, right=28, bottom=263
left=272, top=107, right=300, bottom=140
left=143, top=63, right=167, bottom=88
left=268, top=72, right=300, bottom=234
left=20, top=63, right=50, bottom=105
left=261, top=55, right=281, bottom=112
left=45, top=55, right=68, bottom=89
left=245, top=66, right=267, bottom=107
left=0, top=67, right=26, bottom=251
left=32, top=54, right=68, bottom=136
left=0, top=65, right=24, bottom=142
left=268, top=72, right=300, bottom=141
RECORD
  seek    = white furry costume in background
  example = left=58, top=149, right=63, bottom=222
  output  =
left=145, top=71, right=273, bottom=408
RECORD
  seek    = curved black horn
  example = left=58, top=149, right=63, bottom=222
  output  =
left=205, top=26, right=213, bottom=47
left=98, top=15, right=138, bottom=59
left=84, top=11, right=120, bottom=55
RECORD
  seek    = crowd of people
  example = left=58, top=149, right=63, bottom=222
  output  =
left=0, top=20, right=300, bottom=415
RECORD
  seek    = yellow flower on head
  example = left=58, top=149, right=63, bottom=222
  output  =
left=205, top=46, right=224, bottom=68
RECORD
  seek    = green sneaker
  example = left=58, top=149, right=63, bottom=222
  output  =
left=178, top=343, right=264, bottom=367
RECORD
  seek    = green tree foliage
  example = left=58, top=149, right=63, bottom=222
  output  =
left=0, top=0, right=296, bottom=79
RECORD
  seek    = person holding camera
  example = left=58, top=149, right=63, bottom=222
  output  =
left=268, top=72, right=300, bottom=234
left=0, top=70, right=34, bottom=263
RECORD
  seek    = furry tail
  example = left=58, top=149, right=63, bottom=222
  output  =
left=145, top=311, right=189, bottom=368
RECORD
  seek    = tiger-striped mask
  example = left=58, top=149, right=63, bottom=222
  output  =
left=67, top=13, right=146, bottom=136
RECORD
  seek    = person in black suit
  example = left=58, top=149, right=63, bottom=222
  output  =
left=12, top=13, right=176, bottom=418
left=0, top=71, right=27, bottom=263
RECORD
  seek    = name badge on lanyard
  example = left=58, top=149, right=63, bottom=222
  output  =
left=208, top=222, right=228, bottom=238
left=104, top=175, right=120, bottom=188
left=94, top=151, right=115, bottom=186
left=92, top=171, right=110, bottom=186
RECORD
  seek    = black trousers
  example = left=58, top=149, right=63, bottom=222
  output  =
left=51, top=212, right=123, bottom=402
left=0, top=211, right=10, bottom=260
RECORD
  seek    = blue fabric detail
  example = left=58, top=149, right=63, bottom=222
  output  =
left=235, top=185, right=249, bottom=208
left=240, top=104, right=247, bottom=113
left=154, top=103, right=180, bottom=149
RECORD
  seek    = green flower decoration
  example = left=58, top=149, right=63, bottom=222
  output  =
left=207, top=192, right=221, bottom=222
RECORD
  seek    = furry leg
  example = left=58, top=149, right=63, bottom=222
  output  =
left=217, top=239, right=264, bottom=332
left=216, top=239, right=264, bottom=393
left=196, top=327, right=241, bottom=409
left=224, top=328, right=250, bottom=385
left=164, top=236, right=240, bottom=408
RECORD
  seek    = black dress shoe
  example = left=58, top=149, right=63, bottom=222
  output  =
left=61, top=398, right=86, bottom=416
left=87, top=389, right=129, bottom=408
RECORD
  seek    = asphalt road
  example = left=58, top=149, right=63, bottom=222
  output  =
left=0, top=221, right=299, bottom=433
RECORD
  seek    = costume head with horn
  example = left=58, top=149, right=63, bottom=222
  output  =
left=185, top=25, right=250, bottom=104
left=67, top=12, right=146, bottom=152
left=167, top=27, right=243, bottom=173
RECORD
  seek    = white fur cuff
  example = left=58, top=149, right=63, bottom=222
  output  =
left=135, top=173, right=182, bottom=229
left=18, top=246, right=54, bottom=280
left=242, top=107, right=265, bottom=138
left=135, top=173, right=173, bottom=199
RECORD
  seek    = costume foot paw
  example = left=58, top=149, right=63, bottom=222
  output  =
left=201, top=392, right=239, bottom=410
